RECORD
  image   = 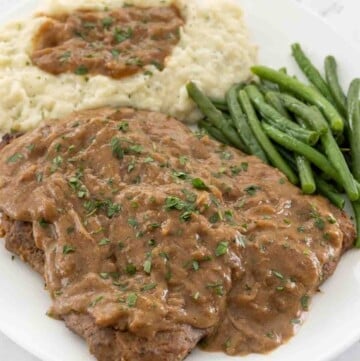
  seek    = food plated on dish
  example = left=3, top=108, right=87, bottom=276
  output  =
left=0, top=1, right=359, bottom=361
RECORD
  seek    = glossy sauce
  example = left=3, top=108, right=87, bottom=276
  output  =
left=31, top=6, right=183, bottom=79
left=0, top=108, right=354, bottom=358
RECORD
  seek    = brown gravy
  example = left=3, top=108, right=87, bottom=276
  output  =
left=0, top=108, right=354, bottom=359
left=31, top=6, right=183, bottom=79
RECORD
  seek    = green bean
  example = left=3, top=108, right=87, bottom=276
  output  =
left=264, top=116, right=319, bottom=145
left=245, top=85, right=319, bottom=145
left=316, top=107, right=359, bottom=201
left=295, top=115, right=308, bottom=129
left=347, top=79, right=360, bottom=181
left=259, top=79, right=279, bottom=92
left=265, top=91, right=291, bottom=118
left=275, top=146, right=297, bottom=169
left=261, top=123, right=341, bottom=184
left=198, top=120, right=232, bottom=145
left=186, top=82, right=247, bottom=151
left=251, top=66, right=345, bottom=132
left=238, top=90, right=298, bottom=184
left=325, top=56, right=347, bottom=117
left=276, top=145, right=315, bottom=195
left=278, top=94, right=328, bottom=134
left=226, top=85, right=268, bottom=162
left=352, top=201, right=360, bottom=248
left=296, top=156, right=316, bottom=194
left=291, top=43, right=335, bottom=103
left=316, top=178, right=345, bottom=209
left=210, top=98, right=229, bottom=112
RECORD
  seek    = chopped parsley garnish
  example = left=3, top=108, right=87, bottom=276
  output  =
left=59, top=51, right=71, bottom=63
left=143, top=258, right=152, bottom=274
left=141, top=283, right=157, bottom=292
left=118, top=121, right=129, bottom=132
left=164, top=196, right=186, bottom=211
left=128, top=144, right=143, bottom=153
left=74, top=65, right=89, bottom=75
left=89, top=296, right=103, bottom=307
left=68, top=176, right=87, bottom=199
left=327, top=215, right=336, bottom=224
left=244, top=185, right=261, bottom=196
left=102, top=16, right=113, bottom=28
left=111, top=48, right=121, bottom=59
left=99, top=272, right=109, bottom=280
left=159, top=252, right=169, bottom=261
left=179, top=155, right=188, bottom=165
left=300, top=295, right=310, bottom=311
left=110, top=137, right=124, bottom=159
left=151, top=60, right=164, bottom=71
left=297, top=225, right=306, bottom=233
left=192, top=178, right=209, bottom=190
left=26, top=144, right=35, bottom=152
left=234, top=233, right=246, bottom=248
left=165, top=195, right=196, bottom=222
left=215, top=241, right=229, bottom=257
left=114, top=27, right=133, bottom=43
left=126, top=292, right=138, bottom=307
left=173, top=170, right=188, bottom=180
left=54, top=143, right=62, bottom=152
left=83, top=199, right=121, bottom=218
left=192, top=261, right=200, bottom=271
left=180, top=211, right=192, bottom=222
left=51, top=155, right=63, bottom=172
left=125, top=263, right=137, bottom=275
left=272, top=270, right=284, bottom=280
left=241, top=162, right=249, bottom=171
left=148, top=239, right=157, bottom=247
left=99, top=238, right=110, bottom=246
left=107, top=202, right=121, bottom=217
left=128, top=218, right=139, bottom=228
left=209, top=212, right=221, bottom=224
left=39, top=218, right=49, bottom=228
left=230, top=165, right=242, bottom=176
left=206, top=282, right=224, bottom=296
left=314, top=217, right=325, bottom=230
left=63, top=245, right=76, bottom=254
left=144, top=157, right=154, bottom=163
left=7, top=153, right=24, bottom=163
left=126, top=57, right=144, bottom=67
left=36, top=172, right=43, bottom=183
left=220, top=151, right=232, bottom=160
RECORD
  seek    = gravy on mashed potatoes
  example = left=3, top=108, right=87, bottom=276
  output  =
left=31, top=6, right=183, bottom=79
left=0, top=0, right=256, bottom=132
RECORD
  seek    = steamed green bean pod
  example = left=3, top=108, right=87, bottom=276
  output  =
left=238, top=90, right=298, bottom=184
left=186, top=82, right=247, bottom=152
left=291, top=43, right=335, bottom=103
left=325, top=56, right=347, bottom=117
left=226, top=84, right=268, bottom=162
left=251, top=66, right=345, bottom=133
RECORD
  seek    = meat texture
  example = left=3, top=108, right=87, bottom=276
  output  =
left=0, top=107, right=355, bottom=360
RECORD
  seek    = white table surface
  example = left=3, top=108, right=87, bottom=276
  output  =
left=0, top=0, right=359, bottom=360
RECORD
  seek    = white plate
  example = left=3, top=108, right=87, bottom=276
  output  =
left=1, top=1, right=360, bottom=361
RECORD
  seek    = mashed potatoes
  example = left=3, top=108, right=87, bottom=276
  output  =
left=0, top=0, right=256, bottom=131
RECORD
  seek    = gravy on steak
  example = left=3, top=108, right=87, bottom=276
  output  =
left=31, top=6, right=183, bottom=79
left=0, top=108, right=355, bottom=360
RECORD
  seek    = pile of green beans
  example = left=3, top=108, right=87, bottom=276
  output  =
left=186, top=43, right=360, bottom=247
